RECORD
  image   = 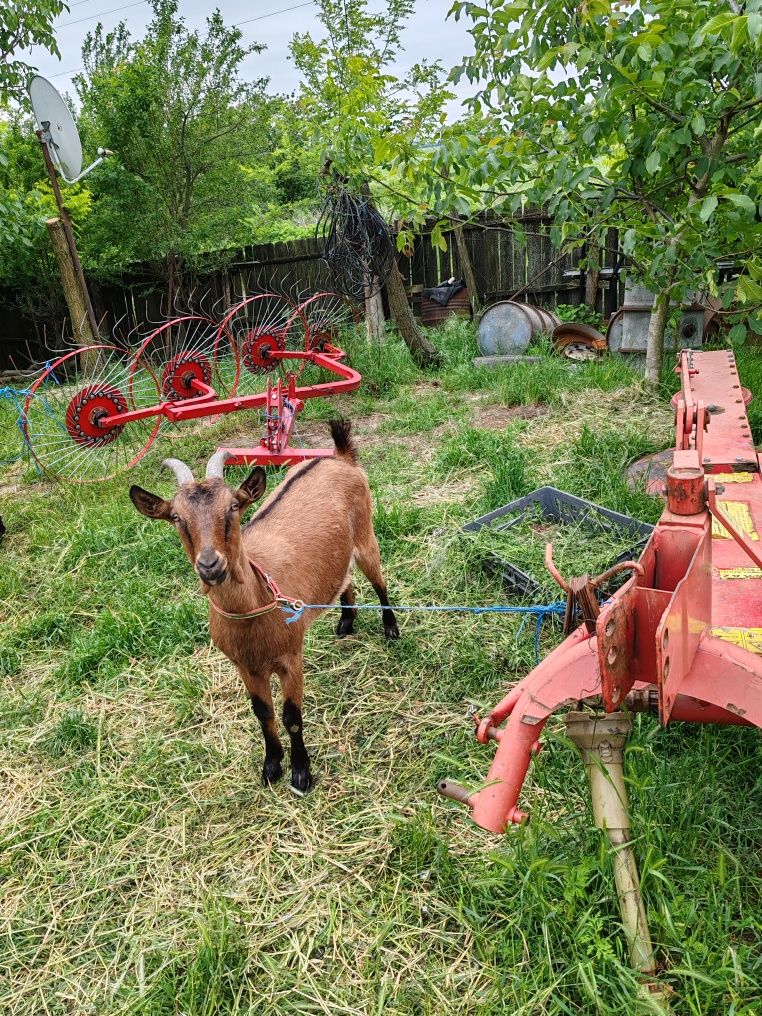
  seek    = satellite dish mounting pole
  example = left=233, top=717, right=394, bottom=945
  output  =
left=36, top=128, right=101, bottom=346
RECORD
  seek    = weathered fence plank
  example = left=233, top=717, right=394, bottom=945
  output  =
left=1, top=210, right=623, bottom=367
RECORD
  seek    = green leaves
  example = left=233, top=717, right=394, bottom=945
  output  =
left=699, top=195, right=718, bottom=222
left=71, top=0, right=276, bottom=272
left=422, top=0, right=762, bottom=359
left=637, top=42, right=652, bottom=63
left=0, top=1, right=66, bottom=100
left=645, top=149, right=662, bottom=174
left=691, top=113, right=706, bottom=137
left=728, top=322, right=747, bottom=344
left=725, top=192, right=757, bottom=215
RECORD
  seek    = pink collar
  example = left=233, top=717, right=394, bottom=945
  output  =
left=208, top=558, right=304, bottom=621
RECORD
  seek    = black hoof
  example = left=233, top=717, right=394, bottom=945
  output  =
left=291, top=767, right=313, bottom=793
left=384, top=622, right=400, bottom=640
left=262, top=758, right=283, bottom=786
left=336, top=619, right=355, bottom=639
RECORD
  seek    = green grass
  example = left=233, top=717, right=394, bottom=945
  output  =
left=0, top=324, right=760, bottom=1014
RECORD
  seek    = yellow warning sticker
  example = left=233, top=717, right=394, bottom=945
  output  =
left=718, top=566, right=762, bottom=579
left=712, top=627, right=762, bottom=654
left=711, top=500, right=758, bottom=541
left=713, top=472, right=755, bottom=483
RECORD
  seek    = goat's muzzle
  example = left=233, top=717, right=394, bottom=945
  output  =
left=196, top=550, right=229, bottom=585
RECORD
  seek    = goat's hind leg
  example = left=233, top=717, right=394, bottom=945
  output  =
left=239, top=667, right=284, bottom=786
left=354, top=534, right=399, bottom=640
left=337, top=582, right=357, bottom=638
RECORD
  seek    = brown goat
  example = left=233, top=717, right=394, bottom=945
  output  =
left=129, top=419, right=398, bottom=792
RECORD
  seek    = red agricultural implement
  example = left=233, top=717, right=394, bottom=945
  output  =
left=439, top=347, right=762, bottom=976
left=19, top=292, right=360, bottom=482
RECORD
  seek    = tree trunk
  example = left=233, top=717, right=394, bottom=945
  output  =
left=644, top=288, right=671, bottom=385
left=46, top=217, right=98, bottom=349
left=364, top=278, right=385, bottom=341
left=584, top=238, right=600, bottom=313
left=167, top=252, right=175, bottom=316
left=454, top=224, right=481, bottom=316
left=386, top=259, right=441, bottom=367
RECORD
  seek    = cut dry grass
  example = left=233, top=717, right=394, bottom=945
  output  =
left=0, top=323, right=760, bottom=1015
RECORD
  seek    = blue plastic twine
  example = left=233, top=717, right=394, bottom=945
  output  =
left=279, top=600, right=567, bottom=663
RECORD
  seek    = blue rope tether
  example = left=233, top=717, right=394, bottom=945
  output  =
left=0, top=383, right=55, bottom=470
left=280, top=600, right=567, bottom=662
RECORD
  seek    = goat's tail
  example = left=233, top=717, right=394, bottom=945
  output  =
left=330, top=417, right=359, bottom=465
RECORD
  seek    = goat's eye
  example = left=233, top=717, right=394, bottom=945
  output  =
left=170, top=513, right=180, bottom=523
left=230, top=502, right=239, bottom=512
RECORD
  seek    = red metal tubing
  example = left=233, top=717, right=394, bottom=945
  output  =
left=97, top=349, right=362, bottom=430
left=221, top=447, right=336, bottom=467
left=591, top=559, right=645, bottom=588
left=667, top=695, right=751, bottom=726
left=544, top=542, right=569, bottom=592
left=471, top=694, right=540, bottom=830
left=477, top=685, right=524, bottom=739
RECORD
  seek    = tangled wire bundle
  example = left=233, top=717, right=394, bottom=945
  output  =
left=316, top=186, right=394, bottom=301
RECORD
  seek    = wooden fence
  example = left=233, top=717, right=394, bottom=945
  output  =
left=0, top=212, right=622, bottom=371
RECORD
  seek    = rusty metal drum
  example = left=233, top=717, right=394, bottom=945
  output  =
left=477, top=300, right=560, bottom=356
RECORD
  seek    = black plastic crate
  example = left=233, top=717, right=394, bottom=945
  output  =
left=462, top=486, right=654, bottom=598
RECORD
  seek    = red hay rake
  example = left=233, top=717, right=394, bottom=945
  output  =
left=440, top=348, right=762, bottom=834
left=20, top=292, right=360, bottom=481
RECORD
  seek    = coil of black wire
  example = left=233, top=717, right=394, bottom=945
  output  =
left=316, top=183, right=394, bottom=301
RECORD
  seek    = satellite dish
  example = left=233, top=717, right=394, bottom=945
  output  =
left=29, top=75, right=83, bottom=180
left=28, top=75, right=110, bottom=184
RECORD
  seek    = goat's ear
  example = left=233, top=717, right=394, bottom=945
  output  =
left=129, top=485, right=172, bottom=520
left=236, top=467, right=266, bottom=509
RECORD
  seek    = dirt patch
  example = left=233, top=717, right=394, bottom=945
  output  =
left=411, top=474, right=479, bottom=506
left=471, top=403, right=549, bottom=430
left=218, top=399, right=394, bottom=455
left=0, top=461, right=24, bottom=497
left=296, top=413, right=392, bottom=451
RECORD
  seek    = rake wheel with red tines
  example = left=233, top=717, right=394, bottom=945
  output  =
left=217, top=294, right=304, bottom=389
left=21, top=344, right=162, bottom=482
left=293, top=292, right=360, bottom=356
left=129, top=315, right=239, bottom=437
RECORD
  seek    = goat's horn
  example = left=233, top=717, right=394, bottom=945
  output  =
left=205, top=449, right=230, bottom=479
left=162, top=458, right=195, bottom=486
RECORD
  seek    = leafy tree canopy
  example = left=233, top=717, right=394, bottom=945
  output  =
left=414, top=0, right=762, bottom=351
left=291, top=0, right=453, bottom=197
left=73, top=0, right=277, bottom=277
left=0, top=1, right=66, bottom=100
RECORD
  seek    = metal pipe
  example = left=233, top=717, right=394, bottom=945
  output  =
left=565, top=711, right=656, bottom=975
left=471, top=691, right=539, bottom=831
left=625, top=687, right=752, bottom=726
left=436, top=780, right=474, bottom=806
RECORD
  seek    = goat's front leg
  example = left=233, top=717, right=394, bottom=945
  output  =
left=277, top=657, right=312, bottom=793
left=238, top=667, right=284, bottom=786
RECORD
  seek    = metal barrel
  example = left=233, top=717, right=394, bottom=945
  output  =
left=477, top=300, right=560, bottom=356
left=421, top=287, right=471, bottom=326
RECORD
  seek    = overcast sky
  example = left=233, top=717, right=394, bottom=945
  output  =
left=26, top=0, right=474, bottom=114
